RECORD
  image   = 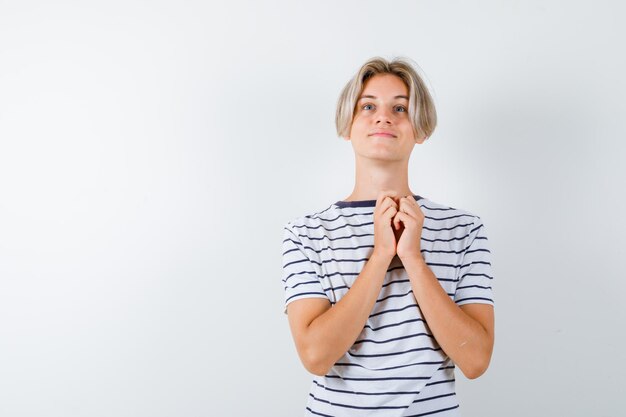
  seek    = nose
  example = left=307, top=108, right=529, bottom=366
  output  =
left=375, top=107, right=393, bottom=124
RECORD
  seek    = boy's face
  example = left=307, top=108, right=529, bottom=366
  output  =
left=345, top=73, right=425, bottom=162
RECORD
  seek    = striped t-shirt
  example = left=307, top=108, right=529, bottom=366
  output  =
left=281, top=194, right=495, bottom=417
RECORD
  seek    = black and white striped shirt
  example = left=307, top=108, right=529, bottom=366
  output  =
left=281, top=195, right=495, bottom=417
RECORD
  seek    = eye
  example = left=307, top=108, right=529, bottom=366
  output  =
left=395, top=105, right=407, bottom=112
left=362, top=103, right=374, bottom=111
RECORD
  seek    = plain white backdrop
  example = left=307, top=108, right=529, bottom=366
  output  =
left=1, top=1, right=624, bottom=416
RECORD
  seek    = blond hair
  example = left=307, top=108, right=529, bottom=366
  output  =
left=335, top=56, right=437, bottom=141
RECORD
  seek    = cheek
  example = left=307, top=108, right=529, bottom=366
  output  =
left=401, top=122, right=416, bottom=136
left=350, top=118, right=367, bottom=132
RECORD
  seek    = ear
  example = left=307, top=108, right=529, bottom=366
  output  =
left=342, top=135, right=350, bottom=141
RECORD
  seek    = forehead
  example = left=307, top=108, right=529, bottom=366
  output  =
left=359, top=74, right=409, bottom=99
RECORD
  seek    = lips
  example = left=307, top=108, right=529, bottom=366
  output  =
left=369, top=131, right=397, bottom=138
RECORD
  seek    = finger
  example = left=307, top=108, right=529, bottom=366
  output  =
left=399, top=197, right=418, bottom=217
left=385, top=196, right=399, bottom=209
left=375, top=195, right=398, bottom=218
left=383, top=204, right=398, bottom=221
left=379, top=197, right=398, bottom=216
left=408, top=195, right=423, bottom=211
left=393, top=213, right=401, bottom=229
left=375, top=190, right=399, bottom=209
left=404, top=196, right=424, bottom=220
left=394, top=211, right=412, bottom=226
left=377, top=197, right=397, bottom=218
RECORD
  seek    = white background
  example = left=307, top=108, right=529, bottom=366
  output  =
left=1, top=1, right=624, bottom=416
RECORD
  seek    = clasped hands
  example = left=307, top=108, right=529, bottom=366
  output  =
left=374, top=192, right=425, bottom=261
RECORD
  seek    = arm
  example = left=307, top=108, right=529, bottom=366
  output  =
left=401, top=255, right=494, bottom=379
left=285, top=191, right=401, bottom=376
left=392, top=196, right=495, bottom=379
left=287, top=251, right=393, bottom=376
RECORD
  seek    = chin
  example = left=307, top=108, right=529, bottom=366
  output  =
left=359, top=151, right=405, bottom=162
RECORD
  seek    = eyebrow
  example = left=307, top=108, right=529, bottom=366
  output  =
left=358, top=94, right=409, bottom=101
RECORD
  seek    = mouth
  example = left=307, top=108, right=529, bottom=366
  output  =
left=369, top=133, right=397, bottom=138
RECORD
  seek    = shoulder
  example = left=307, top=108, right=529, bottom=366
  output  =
left=418, top=196, right=488, bottom=251
left=418, top=196, right=481, bottom=224
left=283, top=203, right=338, bottom=237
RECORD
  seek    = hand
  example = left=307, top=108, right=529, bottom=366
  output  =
left=393, top=195, right=425, bottom=261
left=372, top=190, right=399, bottom=261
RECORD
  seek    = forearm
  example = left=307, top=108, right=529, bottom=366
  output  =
left=305, top=251, right=392, bottom=374
left=401, top=255, right=491, bottom=379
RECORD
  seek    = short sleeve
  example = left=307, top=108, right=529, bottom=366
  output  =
left=454, top=216, right=495, bottom=306
left=281, top=223, right=330, bottom=314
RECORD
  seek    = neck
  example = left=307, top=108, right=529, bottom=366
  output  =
left=343, top=156, right=413, bottom=201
